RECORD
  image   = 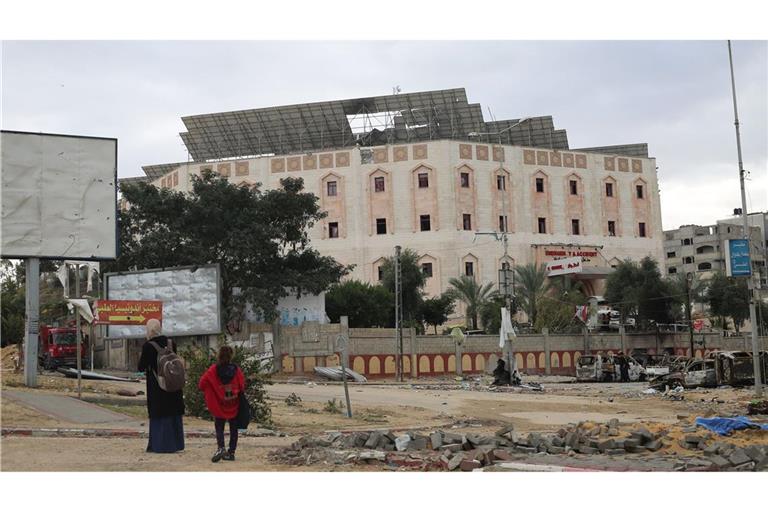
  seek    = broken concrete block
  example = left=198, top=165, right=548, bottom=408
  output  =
left=743, top=445, right=766, bottom=463
left=578, top=446, right=598, bottom=455
left=557, top=428, right=568, bottom=438
left=547, top=446, right=566, bottom=455
left=466, top=434, right=483, bottom=447
left=516, top=446, right=537, bottom=454
left=495, top=424, right=515, bottom=437
left=358, top=450, right=386, bottom=461
left=527, top=433, right=542, bottom=448
left=492, top=449, right=514, bottom=461
left=447, top=453, right=465, bottom=471
left=630, top=428, right=654, bottom=444
left=409, top=437, right=428, bottom=451
left=622, top=438, right=640, bottom=449
left=564, top=432, right=578, bottom=448
left=597, top=439, right=616, bottom=452
left=430, top=432, right=443, bottom=450
left=708, top=455, right=732, bottom=469
left=604, top=448, right=626, bottom=456
left=607, top=418, right=619, bottom=428
left=460, top=459, right=482, bottom=471
left=395, top=435, right=411, bottom=452
left=728, top=448, right=752, bottom=467
left=682, top=426, right=698, bottom=433
left=625, top=445, right=647, bottom=454
left=703, top=443, right=720, bottom=456
left=442, top=443, right=462, bottom=453
left=645, top=439, right=663, bottom=452
left=364, top=432, right=382, bottom=449
left=588, top=427, right=601, bottom=437
left=607, top=428, right=619, bottom=437
left=684, top=435, right=703, bottom=445
left=551, top=436, right=564, bottom=447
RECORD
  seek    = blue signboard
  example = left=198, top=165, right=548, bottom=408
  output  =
left=726, top=239, right=752, bottom=277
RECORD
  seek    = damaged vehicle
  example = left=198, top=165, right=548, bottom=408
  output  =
left=710, top=351, right=768, bottom=386
left=651, top=358, right=717, bottom=389
left=576, top=354, right=615, bottom=382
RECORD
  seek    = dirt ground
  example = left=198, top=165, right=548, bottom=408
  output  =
left=2, top=365, right=766, bottom=471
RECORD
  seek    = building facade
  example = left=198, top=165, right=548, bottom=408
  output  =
left=124, top=89, right=665, bottom=321
left=663, top=212, right=767, bottom=286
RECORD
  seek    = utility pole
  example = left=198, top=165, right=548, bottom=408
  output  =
left=728, top=40, right=763, bottom=397
left=394, top=246, right=404, bottom=382
left=23, top=258, right=40, bottom=387
left=75, top=264, right=82, bottom=399
left=685, top=272, right=695, bottom=358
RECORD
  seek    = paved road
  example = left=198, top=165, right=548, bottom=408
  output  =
left=3, top=389, right=142, bottom=427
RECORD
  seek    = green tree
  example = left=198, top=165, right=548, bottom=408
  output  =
left=325, top=280, right=393, bottom=327
left=446, top=275, right=495, bottom=330
left=665, top=272, right=705, bottom=323
left=605, top=257, right=674, bottom=327
left=421, top=293, right=456, bottom=334
left=706, top=272, right=750, bottom=333
left=513, top=263, right=551, bottom=328
left=535, top=276, right=587, bottom=333
left=478, top=295, right=518, bottom=335
left=380, top=248, right=427, bottom=324
left=1, top=260, right=25, bottom=347
left=109, top=172, right=350, bottom=324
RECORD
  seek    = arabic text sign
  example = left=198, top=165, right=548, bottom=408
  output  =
left=546, top=256, right=583, bottom=277
left=95, top=300, right=162, bottom=325
left=725, top=239, right=752, bottom=277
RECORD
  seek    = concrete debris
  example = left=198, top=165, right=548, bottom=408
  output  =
left=268, top=416, right=768, bottom=472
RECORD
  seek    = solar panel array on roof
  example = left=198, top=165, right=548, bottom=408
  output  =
left=177, top=88, right=569, bottom=161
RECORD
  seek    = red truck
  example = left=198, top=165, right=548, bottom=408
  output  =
left=38, top=324, right=89, bottom=371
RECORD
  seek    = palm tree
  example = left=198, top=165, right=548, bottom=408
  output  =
left=446, top=275, right=496, bottom=330
left=514, top=263, right=551, bottom=327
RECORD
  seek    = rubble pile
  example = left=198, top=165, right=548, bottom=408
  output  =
left=268, top=418, right=768, bottom=471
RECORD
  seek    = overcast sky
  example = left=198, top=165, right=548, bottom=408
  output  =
left=2, top=40, right=766, bottom=230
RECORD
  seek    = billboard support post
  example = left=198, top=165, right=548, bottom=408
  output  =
left=23, top=258, right=40, bottom=387
left=75, top=265, right=82, bottom=399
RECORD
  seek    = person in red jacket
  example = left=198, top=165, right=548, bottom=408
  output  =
left=198, top=345, right=245, bottom=462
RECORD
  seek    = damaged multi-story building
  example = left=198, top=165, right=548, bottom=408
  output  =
left=124, top=88, right=664, bottom=305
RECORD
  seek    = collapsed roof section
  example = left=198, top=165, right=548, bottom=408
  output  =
left=177, top=88, right=570, bottom=162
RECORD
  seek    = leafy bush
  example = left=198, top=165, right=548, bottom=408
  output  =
left=284, top=392, right=302, bottom=407
left=323, top=398, right=344, bottom=414
left=180, top=342, right=273, bottom=427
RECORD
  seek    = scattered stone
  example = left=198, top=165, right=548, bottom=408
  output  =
left=625, top=445, right=647, bottom=454
left=495, top=425, right=515, bottom=437
left=645, top=439, right=663, bottom=452
left=516, top=446, right=537, bottom=454
left=676, top=414, right=689, bottom=420
left=395, top=435, right=411, bottom=452
left=358, top=450, right=386, bottom=462
left=703, top=443, right=721, bottom=456
left=364, top=432, right=382, bottom=449
left=547, top=446, right=566, bottom=455
left=447, top=453, right=465, bottom=471
left=607, top=428, right=619, bottom=437
left=578, top=446, right=598, bottom=455
left=682, top=426, right=698, bottom=433
left=684, top=435, right=703, bottom=445
left=551, top=436, right=564, bottom=447
left=429, top=432, right=443, bottom=450
left=557, top=428, right=568, bottom=438
left=460, top=459, right=482, bottom=471
left=743, top=445, right=766, bottom=463
left=410, top=437, right=428, bottom=451
left=442, top=443, right=462, bottom=453
left=607, top=418, right=619, bottom=428
left=565, top=432, right=579, bottom=448
left=604, top=448, right=626, bottom=456
left=598, top=439, right=616, bottom=452
left=622, top=438, right=640, bottom=449
left=728, top=449, right=752, bottom=467
left=492, top=449, right=514, bottom=461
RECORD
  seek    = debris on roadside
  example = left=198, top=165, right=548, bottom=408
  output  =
left=268, top=417, right=768, bottom=472
left=747, top=400, right=768, bottom=415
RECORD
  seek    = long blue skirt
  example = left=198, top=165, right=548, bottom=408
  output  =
left=147, top=415, right=185, bottom=453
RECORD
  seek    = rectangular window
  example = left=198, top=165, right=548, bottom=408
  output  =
left=639, top=222, right=647, bottom=238
left=666, top=251, right=676, bottom=258
left=377, top=267, right=384, bottom=281
left=535, top=177, right=544, bottom=193
left=462, top=214, right=472, bottom=231
left=608, top=220, right=616, bottom=237
left=497, top=175, right=506, bottom=190
left=499, top=215, right=508, bottom=232
left=420, top=214, right=431, bottom=232
left=326, top=181, right=337, bottom=197
left=328, top=222, right=339, bottom=239
left=668, top=267, right=677, bottom=274
left=376, top=218, right=387, bottom=235
left=636, top=185, right=644, bottom=199
left=571, top=219, right=580, bottom=235
left=464, top=262, right=474, bottom=277
left=569, top=180, right=578, bottom=195
left=374, top=176, right=385, bottom=192
left=605, top=182, right=613, bottom=197
left=537, top=217, right=547, bottom=234
left=418, top=173, right=429, bottom=188
left=460, top=172, right=470, bottom=188
left=421, top=262, right=433, bottom=278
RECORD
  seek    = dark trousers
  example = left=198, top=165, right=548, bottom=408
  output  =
left=214, top=417, right=238, bottom=452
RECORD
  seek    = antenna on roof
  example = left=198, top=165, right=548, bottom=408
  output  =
left=392, top=85, right=401, bottom=95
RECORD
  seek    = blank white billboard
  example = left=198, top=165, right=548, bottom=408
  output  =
left=1, top=131, right=118, bottom=260
left=105, top=265, right=222, bottom=338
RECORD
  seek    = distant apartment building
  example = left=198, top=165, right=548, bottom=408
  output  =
left=122, top=88, right=664, bottom=309
left=663, top=212, right=767, bottom=286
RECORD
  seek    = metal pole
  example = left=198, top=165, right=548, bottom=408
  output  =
left=728, top=40, right=763, bottom=397
left=686, top=273, right=695, bottom=358
left=339, top=317, right=352, bottom=418
left=23, top=258, right=40, bottom=387
left=395, top=245, right=404, bottom=382
left=89, top=322, right=95, bottom=372
left=76, top=265, right=82, bottom=399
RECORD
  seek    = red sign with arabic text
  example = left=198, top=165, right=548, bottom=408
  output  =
left=94, top=300, right=163, bottom=325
